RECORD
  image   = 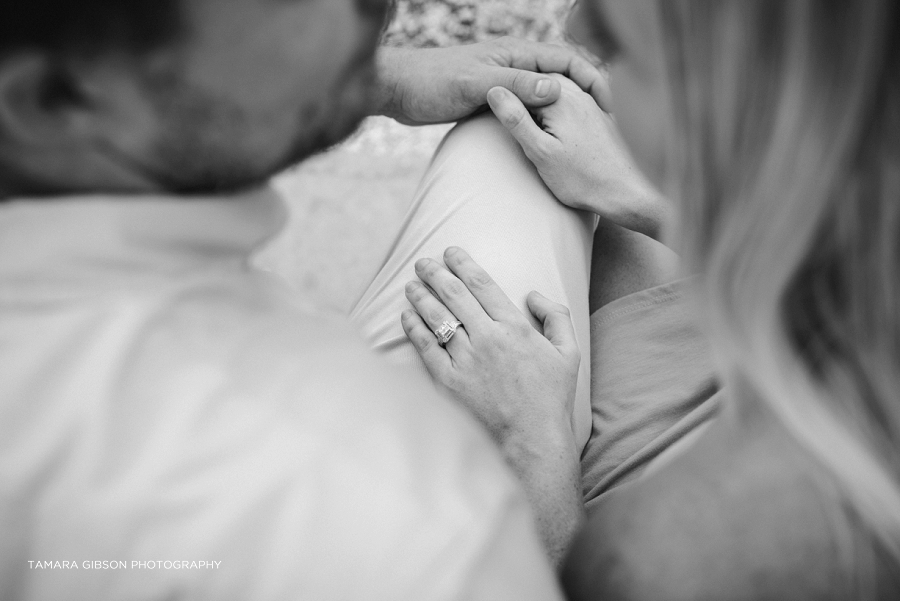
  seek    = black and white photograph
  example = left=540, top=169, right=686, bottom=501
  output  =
left=2, top=0, right=899, bottom=599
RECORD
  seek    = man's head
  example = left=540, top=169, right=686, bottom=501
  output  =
left=0, top=0, right=389, bottom=197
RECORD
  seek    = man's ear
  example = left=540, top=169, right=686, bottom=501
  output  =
left=0, top=53, right=94, bottom=150
left=0, top=53, right=168, bottom=196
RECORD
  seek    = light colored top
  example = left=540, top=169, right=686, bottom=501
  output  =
left=0, top=189, right=561, bottom=600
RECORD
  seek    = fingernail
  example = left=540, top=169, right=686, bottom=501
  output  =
left=445, top=246, right=460, bottom=257
left=414, top=258, right=429, bottom=271
left=401, top=310, right=412, bottom=321
left=487, top=87, right=507, bottom=107
left=405, top=281, right=418, bottom=293
left=535, top=79, right=551, bottom=98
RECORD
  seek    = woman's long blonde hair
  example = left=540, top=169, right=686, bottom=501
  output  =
left=657, top=0, right=900, bottom=559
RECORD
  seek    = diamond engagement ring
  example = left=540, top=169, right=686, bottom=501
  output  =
left=434, top=320, right=463, bottom=347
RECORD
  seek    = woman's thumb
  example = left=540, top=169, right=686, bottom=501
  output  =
left=487, top=86, right=551, bottom=160
left=527, top=291, right=579, bottom=359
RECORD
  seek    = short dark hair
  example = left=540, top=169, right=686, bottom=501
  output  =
left=1, top=1, right=182, bottom=59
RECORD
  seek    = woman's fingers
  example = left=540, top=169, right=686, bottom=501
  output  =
left=405, top=280, right=471, bottom=349
left=527, top=291, right=580, bottom=360
left=441, top=247, right=526, bottom=324
left=413, top=258, right=493, bottom=329
left=486, top=86, right=556, bottom=164
left=401, top=310, right=452, bottom=376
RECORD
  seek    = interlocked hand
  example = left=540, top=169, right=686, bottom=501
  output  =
left=373, top=37, right=610, bottom=125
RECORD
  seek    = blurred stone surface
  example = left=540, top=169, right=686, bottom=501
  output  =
left=254, top=1, right=573, bottom=314
left=254, top=118, right=453, bottom=314
left=383, top=0, right=573, bottom=47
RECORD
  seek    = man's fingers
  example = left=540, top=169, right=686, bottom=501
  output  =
left=442, top=247, right=524, bottom=324
left=486, top=87, right=554, bottom=160
left=526, top=291, right=579, bottom=358
left=485, top=66, right=562, bottom=107
left=493, top=37, right=613, bottom=111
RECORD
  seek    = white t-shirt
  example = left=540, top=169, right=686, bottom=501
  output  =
left=0, top=189, right=561, bottom=600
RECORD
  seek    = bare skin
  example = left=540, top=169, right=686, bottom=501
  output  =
left=0, top=0, right=606, bottom=198
left=403, top=0, right=888, bottom=595
left=0, top=0, right=610, bottom=576
left=588, top=216, right=679, bottom=313
left=561, top=4, right=854, bottom=595
left=402, top=247, right=584, bottom=566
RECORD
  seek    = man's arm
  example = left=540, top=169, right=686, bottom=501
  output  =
left=370, top=38, right=609, bottom=126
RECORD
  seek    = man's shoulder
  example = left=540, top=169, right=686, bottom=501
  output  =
left=8, top=283, right=536, bottom=599
left=138, top=273, right=418, bottom=400
left=169, top=305, right=533, bottom=594
left=144, top=279, right=488, bottom=457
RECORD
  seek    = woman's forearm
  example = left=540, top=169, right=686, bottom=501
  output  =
left=501, top=426, right=585, bottom=568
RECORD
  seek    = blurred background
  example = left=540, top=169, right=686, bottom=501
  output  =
left=255, top=0, right=575, bottom=314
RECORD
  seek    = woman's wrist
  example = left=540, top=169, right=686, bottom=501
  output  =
left=586, top=181, right=670, bottom=242
left=499, top=417, right=582, bottom=507
left=499, top=420, right=584, bottom=566
left=499, top=417, right=578, bottom=471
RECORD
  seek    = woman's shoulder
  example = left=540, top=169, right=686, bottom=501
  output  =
left=564, top=403, right=895, bottom=599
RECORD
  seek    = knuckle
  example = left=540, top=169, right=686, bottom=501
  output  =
left=444, top=368, right=464, bottom=388
left=416, top=332, right=435, bottom=350
left=504, top=108, right=527, bottom=131
left=409, top=286, right=430, bottom=303
left=479, top=328, right=501, bottom=347
left=511, top=69, right=531, bottom=94
left=454, top=70, right=481, bottom=105
left=453, top=347, right=474, bottom=368
left=428, top=308, right=446, bottom=324
left=442, top=279, right=467, bottom=299
left=493, top=36, right=515, bottom=50
left=512, top=321, right=534, bottom=339
left=466, top=271, right=494, bottom=291
left=532, top=136, right=554, bottom=158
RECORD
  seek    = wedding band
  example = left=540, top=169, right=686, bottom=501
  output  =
left=435, top=320, right=463, bottom=347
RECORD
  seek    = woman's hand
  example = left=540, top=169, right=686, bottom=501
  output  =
left=401, top=247, right=579, bottom=449
left=486, top=74, right=672, bottom=241
left=400, top=246, right=583, bottom=566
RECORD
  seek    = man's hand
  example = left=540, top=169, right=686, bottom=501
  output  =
left=372, top=37, right=610, bottom=126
